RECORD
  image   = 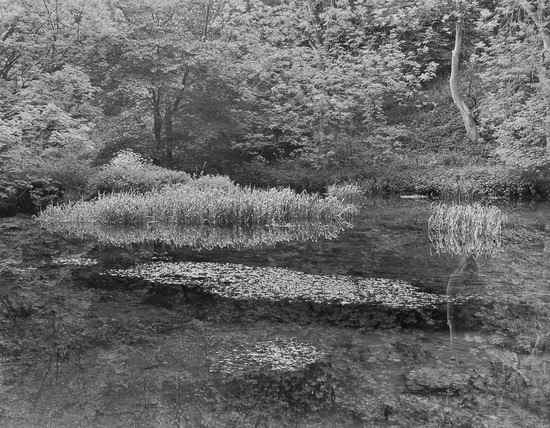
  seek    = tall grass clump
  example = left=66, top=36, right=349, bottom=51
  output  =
left=326, top=183, right=363, bottom=204
left=88, top=150, right=190, bottom=193
left=38, top=179, right=357, bottom=228
left=428, top=202, right=506, bottom=257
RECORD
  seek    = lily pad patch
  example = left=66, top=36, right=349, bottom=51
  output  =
left=100, top=261, right=464, bottom=328
left=209, top=339, right=334, bottom=409
left=105, top=261, right=446, bottom=307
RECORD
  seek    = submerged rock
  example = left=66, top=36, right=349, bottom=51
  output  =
left=100, top=261, right=468, bottom=328
left=209, top=339, right=334, bottom=409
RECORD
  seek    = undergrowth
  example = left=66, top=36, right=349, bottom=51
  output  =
left=88, top=150, right=190, bottom=193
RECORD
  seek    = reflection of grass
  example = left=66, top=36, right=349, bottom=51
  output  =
left=428, top=203, right=506, bottom=257
left=41, top=222, right=349, bottom=250
left=39, top=181, right=356, bottom=227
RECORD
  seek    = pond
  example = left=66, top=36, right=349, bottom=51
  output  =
left=1, top=198, right=549, bottom=427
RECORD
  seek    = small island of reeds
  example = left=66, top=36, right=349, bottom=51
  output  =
left=428, top=202, right=506, bottom=257
left=38, top=175, right=357, bottom=230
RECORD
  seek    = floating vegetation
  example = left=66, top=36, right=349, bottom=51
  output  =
left=105, top=261, right=449, bottom=308
left=210, top=339, right=326, bottom=377
left=210, top=339, right=334, bottom=408
left=51, top=256, right=98, bottom=267
left=428, top=203, right=506, bottom=257
left=39, top=180, right=357, bottom=227
left=37, top=222, right=349, bottom=250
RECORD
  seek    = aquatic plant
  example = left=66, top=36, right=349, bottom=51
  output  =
left=326, top=182, right=363, bottom=204
left=210, top=339, right=334, bottom=409
left=38, top=181, right=357, bottom=228
left=105, top=261, right=448, bottom=308
left=210, top=340, right=326, bottom=376
left=428, top=202, right=506, bottom=257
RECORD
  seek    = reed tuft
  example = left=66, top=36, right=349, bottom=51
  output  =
left=38, top=178, right=357, bottom=229
left=428, top=202, right=506, bottom=257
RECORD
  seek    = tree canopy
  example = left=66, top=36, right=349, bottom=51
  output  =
left=1, top=0, right=549, bottom=192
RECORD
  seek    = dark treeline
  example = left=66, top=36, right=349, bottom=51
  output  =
left=1, top=0, right=549, bottom=203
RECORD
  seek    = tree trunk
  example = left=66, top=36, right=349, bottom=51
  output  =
left=203, top=0, right=212, bottom=41
left=450, top=18, right=479, bottom=143
left=151, top=88, right=163, bottom=156
left=164, top=107, right=174, bottom=165
left=519, top=0, right=550, bottom=154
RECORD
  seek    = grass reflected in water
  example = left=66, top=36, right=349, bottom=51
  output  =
left=41, top=221, right=351, bottom=250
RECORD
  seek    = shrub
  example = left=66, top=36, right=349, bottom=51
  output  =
left=232, top=159, right=336, bottom=193
left=88, top=150, right=190, bottom=193
left=38, top=178, right=357, bottom=228
left=0, top=177, right=64, bottom=216
left=428, top=202, right=506, bottom=257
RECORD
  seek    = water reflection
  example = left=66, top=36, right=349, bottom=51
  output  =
left=17, top=199, right=549, bottom=424
left=427, top=206, right=500, bottom=349
left=43, top=221, right=351, bottom=250
left=445, top=254, right=481, bottom=347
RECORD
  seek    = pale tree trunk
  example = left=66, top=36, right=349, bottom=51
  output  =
left=519, top=1, right=550, bottom=53
left=203, top=0, right=212, bottom=41
left=450, top=16, right=479, bottom=143
left=519, top=0, right=550, bottom=153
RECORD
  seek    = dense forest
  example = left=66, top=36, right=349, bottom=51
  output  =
left=1, top=0, right=550, bottom=211
left=1, top=2, right=550, bottom=426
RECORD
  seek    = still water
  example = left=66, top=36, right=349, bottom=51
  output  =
left=2, top=198, right=549, bottom=427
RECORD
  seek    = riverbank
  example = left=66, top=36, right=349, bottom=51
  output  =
left=1, top=158, right=549, bottom=219
left=234, top=162, right=550, bottom=201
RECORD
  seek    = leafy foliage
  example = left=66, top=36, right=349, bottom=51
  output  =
left=1, top=0, right=550, bottom=211
left=88, top=150, right=190, bottom=193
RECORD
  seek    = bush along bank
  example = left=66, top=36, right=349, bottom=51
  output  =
left=0, top=177, right=64, bottom=217
left=232, top=160, right=550, bottom=201
left=358, top=165, right=550, bottom=200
